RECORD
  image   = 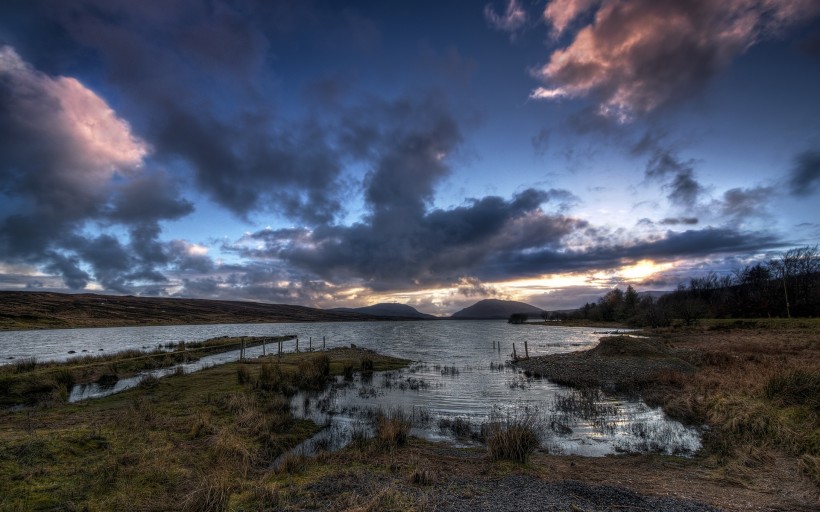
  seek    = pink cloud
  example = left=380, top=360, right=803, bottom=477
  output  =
left=543, top=0, right=598, bottom=36
left=531, top=0, right=820, bottom=121
left=0, top=45, right=148, bottom=188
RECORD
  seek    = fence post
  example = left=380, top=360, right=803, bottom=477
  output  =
left=512, top=343, right=517, bottom=360
left=524, top=340, right=529, bottom=359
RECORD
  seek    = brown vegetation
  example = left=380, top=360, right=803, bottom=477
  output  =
left=522, top=320, right=820, bottom=494
left=0, top=291, right=380, bottom=330
left=0, top=347, right=407, bottom=510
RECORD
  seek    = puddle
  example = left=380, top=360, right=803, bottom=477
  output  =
left=280, top=363, right=701, bottom=460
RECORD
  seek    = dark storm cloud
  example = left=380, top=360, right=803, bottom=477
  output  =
left=788, top=150, right=820, bottom=197
left=107, top=172, right=194, bottom=224
left=3, top=0, right=350, bottom=225
left=502, top=227, right=778, bottom=277
left=0, top=45, right=198, bottom=291
left=533, top=0, right=820, bottom=120
left=227, top=188, right=584, bottom=291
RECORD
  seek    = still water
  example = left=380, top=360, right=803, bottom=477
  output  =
left=0, top=321, right=700, bottom=456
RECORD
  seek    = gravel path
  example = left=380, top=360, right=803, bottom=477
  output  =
left=436, top=474, right=723, bottom=511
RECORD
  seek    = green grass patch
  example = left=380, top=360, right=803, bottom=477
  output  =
left=0, top=347, right=408, bottom=510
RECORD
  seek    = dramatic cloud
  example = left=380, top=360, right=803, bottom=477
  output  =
left=228, top=188, right=584, bottom=291
left=788, top=150, right=820, bottom=197
left=531, top=0, right=820, bottom=120
left=503, top=227, right=778, bottom=277
left=0, top=46, right=196, bottom=291
left=10, top=0, right=349, bottom=225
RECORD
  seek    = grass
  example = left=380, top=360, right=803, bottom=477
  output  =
left=0, top=347, right=408, bottom=510
left=0, top=335, right=294, bottom=408
left=626, top=321, right=820, bottom=484
left=1, top=320, right=818, bottom=509
left=374, top=409, right=412, bottom=452
left=481, top=406, right=542, bottom=463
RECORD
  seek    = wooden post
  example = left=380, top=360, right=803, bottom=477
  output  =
left=309, top=337, right=312, bottom=352
left=240, top=338, right=245, bottom=361
left=278, top=339, right=282, bottom=357
left=323, top=336, right=326, bottom=350
left=524, top=340, right=529, bottom=359
left=296, top=336, right=299, bottom=353
left=512, top=343, right=517, bottom=360
left=262, top=337, right=266, bottom=356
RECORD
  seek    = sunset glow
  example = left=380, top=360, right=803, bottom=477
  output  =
left=0, top=1, right=818, bottom=314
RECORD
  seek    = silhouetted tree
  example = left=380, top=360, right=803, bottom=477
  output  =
left=508, top=313, right=527, bottom=324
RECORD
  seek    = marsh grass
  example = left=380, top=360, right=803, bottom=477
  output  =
left=0, top=348, right=408, bottom=509
left=481, top=406, right=541, bottom=463
left=0, top=335, right=295, bottom=408
left=375, top=408, right=412, bottom=451
left=629, top=325, right=820, bottom=484
left=438, top=416, right=474, bottom=438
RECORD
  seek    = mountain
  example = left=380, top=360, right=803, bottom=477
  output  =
left=0, top=291, right=378, bottom=330
left=450, top=299, right=544, bottom=320
left=330, top=303, right=437, bottom=319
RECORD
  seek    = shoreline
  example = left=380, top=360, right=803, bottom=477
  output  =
left=0, top=323, right=816, bottom=509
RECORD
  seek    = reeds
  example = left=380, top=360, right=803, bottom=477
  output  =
left=374, top=408, right=411, bottom=451
left=481, top=406, right=541, bottom=463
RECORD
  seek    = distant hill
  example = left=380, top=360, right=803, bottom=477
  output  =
left=330, top=303, right=437, bottom=319
left=451, top=299, right=544, bottom=320
left=0, top=291, right=378, bottom=330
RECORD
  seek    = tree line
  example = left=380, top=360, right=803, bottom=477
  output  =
left=554, top=245, right=819, bottom=327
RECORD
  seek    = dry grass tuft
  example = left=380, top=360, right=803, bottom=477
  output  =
left=374, top=409, right=411, bottom=452
left=482, top=406, right=541, bottom=463
left=182, top=472, right=236, bottom=512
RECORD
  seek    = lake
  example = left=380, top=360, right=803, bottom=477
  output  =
left=0, top=320, right=701, bottom=456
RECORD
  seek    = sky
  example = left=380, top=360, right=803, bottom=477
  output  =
left=1, top=0, right=819, bottom=316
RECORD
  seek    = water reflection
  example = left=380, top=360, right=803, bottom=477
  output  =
left=11, top=320, right=701, bottom=456
left=286, top=362, right=700, bottom=458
